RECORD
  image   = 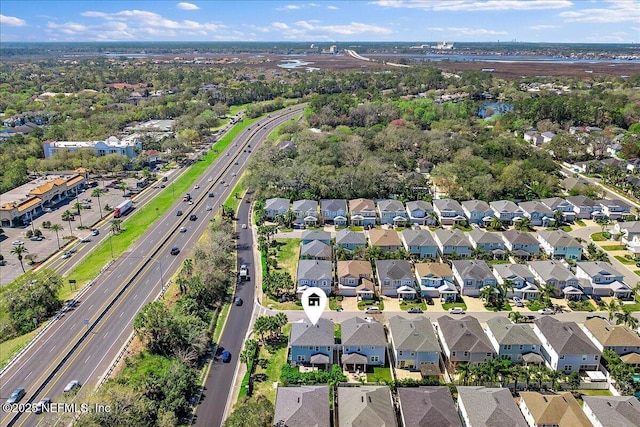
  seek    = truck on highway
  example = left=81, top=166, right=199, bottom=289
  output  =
left=183, top=193, right=191, bottom=202
left=113, top=199, right=133, bottom=218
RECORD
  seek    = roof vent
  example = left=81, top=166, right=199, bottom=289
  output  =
left=361, top=396, right=364, bottom=403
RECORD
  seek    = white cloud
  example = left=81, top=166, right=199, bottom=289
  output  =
left=427, top=26, right=507, bottom=35
left=0, top=14, right=27, bottom=26
left=372, top=0, right=572, bottom=11
left=327, top=5, right=339, bottom=9
left=559, top=1, right=640, bottom=23
left=271, top=22, right=290, bottom=30
left=530, top=24, right=558, bottom=29
left=177, top=2, right=199, bottom=10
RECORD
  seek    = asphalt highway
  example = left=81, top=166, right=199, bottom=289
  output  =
left=0, top=106, right=304, bottom=427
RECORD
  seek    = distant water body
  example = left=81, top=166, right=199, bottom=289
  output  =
left=368, top=53, right=640, bottom=64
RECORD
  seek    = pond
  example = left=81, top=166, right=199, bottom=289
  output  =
left=478, top=101, right=514, bottom=119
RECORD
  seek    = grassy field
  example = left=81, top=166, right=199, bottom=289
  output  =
left=614, top=255, right=636, bottom=265
left=442, top=300, right=468, bottom=311
left=0, top=328, right=40, bottom=367
left=590, top=232, right=610, bottom=242
left=274, top=238, right=301, bottom=279
left=250, top=340, right=289, bottom=402
left=223, top=177, right=247, bottom=214
left=600, top=244, right=627, bottom=251
left=367, top=367, right=392, bottom=383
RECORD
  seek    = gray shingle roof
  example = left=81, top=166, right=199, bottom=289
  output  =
left=457, top=386, right=528, bottom=427
left=301, top=230, right=331, bottom=241
left=297, top=260, right=332, bottom=281
left=519, top=200, right=554, bottom=216
left=490, top=200, right=523, bottom=214
left=290, top=318, right=335, bottom=347
left=375, top=259, right=414, bottom=281
left=434, top=228, right=472, bottom=248
left=451, top=260, right=494, bottom=281
left=582, top=396, right=640, bottom=427
left=437, top=316, right=495, bottom=354
left=273, top=386, right=330, bottom=427
left=292, top=199, right=318, bottom=213
left=320, top=198, right=347, bottom=212
left=468, top=229, right=505, bottom=246
left=537, top=229, right=582, bottom=248
left=486, top=317, right=541, bottom=346
left=341, top=317, right=387, bottom=347
left=265, top=197, right=290, bottom=211
left=502, top=230, right=539, bottom=246
left=337, top=386, right=397, bottom=427
left=462, top=199, right=491, bottom=213
left=541, top=197, right=569, bottom=211
left=398, top=387, right=462, bottom=427
left=527, top=260, right=577, bottom=282
left=300, top=240, right=332, bottom=258
left=335, top=228, right=366, bottom=245
left=377, top=199, right=405, bottom=212
left=388, top=316, right=442, bottom=353
left=406, top=200, right=433, bottom=212
left=401, top=229, right=437, bottom=247
left=534, top=316, right=600, bottom=355
left=492, top=263, right=535, bottom=282
left=433, top=198, right=464, bottom=213
left=576, top=261, right=623, bottom=278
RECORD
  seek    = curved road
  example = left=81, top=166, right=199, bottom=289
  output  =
left=0, top=106, right=304, bottom=427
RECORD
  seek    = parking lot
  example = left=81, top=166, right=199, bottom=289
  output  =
left=0, top=179, right=138, bottom=286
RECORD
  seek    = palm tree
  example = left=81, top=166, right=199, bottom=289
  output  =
left=514, top=217, right=532, bottom=231
left=508, top=311, right=524, bottom=324
left=427, top=211, right=440, bottom=227
left=73, top=202, right=84, bottom=228
left=61, top=210, right=74, bottom=235
left=547, top=369, right=563, bottom=391
left=479, top=286, right=497, bottom=307
left=10, top=244, right=28, bottom=272
left=510, top=364, right=526, bottom=392
left=118, top=182, right=128, bottom=196
left=92, top=188, right=103, bottom=218
left=553, top=210, right=564, bottom=227
left=539, top=283, right=556, bottom=307
left=605, top=299, right=620, bottom=321
left=176, top=276, right=188, bottom=295
left=456, top=363, right=471, bottom=386
left=615, top=308, right=639, bottom=330
left=111, top=219, right=122, bottom=235
left=49, top=223, right=63, bottom=249
left=490, top=217, right=503, bottom=231
left=182, top=258, right=194, bottom=278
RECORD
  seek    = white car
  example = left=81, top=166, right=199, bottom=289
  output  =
left=194, top=184, right=200, bottom=189
left=12, top=240, right=25, bottom=246
left=179, top=227, right=187, bottom=233
left=188, top=200, right=194, bottom=205
left=538, top=308, right=555, bottom=315
left=449, top=307, right=465, bottom=314
left=364, top=306, right=381, bottom=314
left=207, top=178, right=212, bottom=182
left=206, top=206, right=212, bottom=211
left=63, top=380, right=81, bottom=393
left=241, top=224, right=248, bottom=229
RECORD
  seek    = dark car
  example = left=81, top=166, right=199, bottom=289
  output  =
left=592, top=294, right=602, bottom=303
left=209, top=192, right=215, bottom=197
left=35, top=397, right=52, bottom=414
left=170, top=246, right=180, bottom=255
left=221, top=350, right=231, bottom=363
left=7, top=388, right=25, bottom=404
left=176, top=210, right=183, bottom=216
left=407, top=307, right=423, bottom=313
left=425, top=296, right=434, bottom=305
left=189, top=214, right=197, bottom=221
left=234, top=297, right=243, bottom=306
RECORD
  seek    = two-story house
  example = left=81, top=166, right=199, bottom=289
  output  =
left=335, top=228, right=366, bottom=252
left=291, top=199, right=319, bottom=227
left=265, top=197, right=290, bottom=219
left=537, top=229, right=583, bottom=260
left=296, top=260, right=333, bottom=296
left=413, top=262, right=458, bottom=302
left=288, top=318, right=335, bottom=368
left=485, top=317, right=544, bottom=365
left=336, top=260, right=375, bottom=298
left=388, top=316, right=443, bottom=373
left=611, top=221, right=640, bottom=244
left=574, top=261, right=633, bottom=299
left=368, top=229, right=403, bottom=253
left=541, top=196, right=576, bottom=223
left=376, top=199, right=407, bottom=226
left=349, top=198, right=377, bottom=226
left=434, top=228, right=473, bottom=258
left=405, top=200, right=435, bottom=226
left=533, top=316, right=600, bottom=372
left=518, top=200, right=555, bottom=227
left=565, top=195, right=603, bottom=220
left=501, top=230, right=541, bottom=258
left=467, top=229, right=506, bottom=257
left=451, top=259, right=497, bottom=297
left=433, top=198, right=466, bottom=226
left=597, top=198, right=631, bottom=221
left=527, top=260, right=581, bottom=298
left=375, top=259, right=416, bottom=299
left=397, top=387, right=462, bottom=427
left=490, top=200, right=525, bottom=225
left=436, top=316, right=495, bottom=366
left=457, top=387, right=527, bottom=427
left=462, top=200, right=494, bottom=225
left=401, top=229, right=438, bottom=259
left=341, top=317, right=387, bottom=371
left=582, top=317, right=640, bottom=361
left=492, top=263, right=539, bottom=300
left=319, top=199, right=348, bottom=226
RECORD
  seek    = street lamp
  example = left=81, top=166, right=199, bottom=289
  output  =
left=148, top=257, right=165, bottom=286
left=108, top=230, right=114, bottom=259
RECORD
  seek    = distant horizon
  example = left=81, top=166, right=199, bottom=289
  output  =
left=1, top=1, right=639, bottom=44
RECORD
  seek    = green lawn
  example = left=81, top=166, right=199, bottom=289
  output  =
left=0, top=327, right=40, bottom=367
left=577, top=389, right=612, bottom=397
left=274, top=238, right=301, bottom=279
left=223, top=177, right=247, bottom=214
left=334, top=324, right=341, bottom=340
left=329, top=297, right=343, bottom=311
left=400, top=300, right=427, bottom=311
left=442, top=297, right=467, bottom=311
left=358, top=298, right=385, bottom=311
left=591, top=232, right=611, bottom=242
left=212, top=304, right=231, bottom=344
left=349, top=226, right=364, bottom=232
left=526, top=300, right=544, bottom=312
left=366, top=367, right=392, bottom=383
left=614, top=255, right=636, bottom=265
left=262, top=294, right=303, bottom=311
left=600, top=244, right=626, bottom=251
left=575, top=220, right=586, bottom=226
left=251, top=340, right=289, bottom=402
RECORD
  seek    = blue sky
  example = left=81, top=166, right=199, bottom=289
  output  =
left=1, top=1, right=639, bottom=43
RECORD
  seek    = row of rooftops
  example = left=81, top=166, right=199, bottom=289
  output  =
left=273, top=383, right=639, bottom=427
left=0, top=171, right=88, bottom=211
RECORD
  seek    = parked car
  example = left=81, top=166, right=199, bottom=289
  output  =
left=538, top=308, right=555, bottom=315
left=407, top=307, right=423, bottom=313
left=7, top=388, right=25, bottom=404
left=364, top=306, right=381, bottom=314
left=194, top=184, right=200, bottom=189
left=592, top=294, right=602, bottom=303
left=449, top=307, right=465, bottom=314
left=12, top=240, right=24, bottom=246
left=29, top=236, right=43, bottom=241
left=34, top=397, right=52, bottom=414
left=63, top=380, right=81, bottom=393
left=425, top=296, right=434, bottom=305
left=80, top=237, right=91, bottom=243
left=221, top=350, right=231, bottom=363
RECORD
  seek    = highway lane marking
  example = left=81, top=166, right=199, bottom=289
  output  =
left=85, top=356, right=91, bottom=364
left=49, top=346, right=56, bottom=353
left=103, top=332, right=109, bottom=339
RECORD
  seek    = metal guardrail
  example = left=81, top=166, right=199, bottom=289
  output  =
left=0, top=260, right=114, bottom=377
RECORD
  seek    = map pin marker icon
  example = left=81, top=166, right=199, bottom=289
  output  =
left=301, top=287, right=327, bottom=326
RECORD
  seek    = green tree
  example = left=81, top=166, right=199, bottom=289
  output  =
left=223, top=395, right=274, bottom=427
left=508, top=311, right=523, bottom=323
left=92, top=188, right=103, bottom=219
left=61, top=210, right=74, bottom=235
left=10, top=244, right=28, bottom=273
left=605, top=299, right=620, bottom=321
left=615, top=308, right=639, bottom=329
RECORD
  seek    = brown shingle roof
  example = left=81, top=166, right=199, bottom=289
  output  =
left=520, top=392, right=592, bottom=427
